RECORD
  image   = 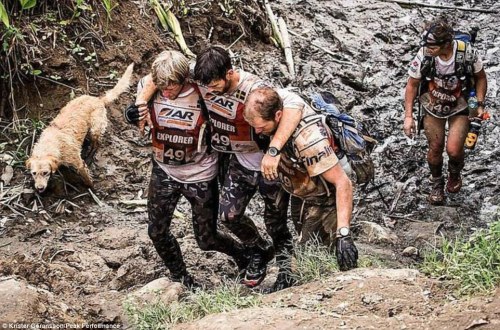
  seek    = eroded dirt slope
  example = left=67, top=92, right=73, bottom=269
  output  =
left=1, top=0, right=499, bottom=326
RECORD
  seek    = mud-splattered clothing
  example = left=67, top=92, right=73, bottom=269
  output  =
left=147, top=162, right=247, bottom=277
left=199, top=70, right=270, bottom=171
left=219, top=155, right=292, bottom=256
left=277, top=89, right=340, bottom=244
left=137, top=77, right=246, bottom=278
left=199, top=70, right=293, bottom=259
left=408, top=41, right=483, bottom=118
left=137, top=78, right=217, bottom=183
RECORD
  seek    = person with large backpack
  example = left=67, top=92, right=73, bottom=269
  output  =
left=403, top=17, right=488, bottom=205
left=244, top=87, right=359, bottom=281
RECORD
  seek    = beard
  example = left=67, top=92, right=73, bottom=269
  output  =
left=212, top=79, right=232, bottom=95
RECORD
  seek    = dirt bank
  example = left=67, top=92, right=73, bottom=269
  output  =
left=1, top=0, right=499, bottom=326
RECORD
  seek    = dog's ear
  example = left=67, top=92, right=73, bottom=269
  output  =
left=48, top=156, right=60, bottom=173
left=25, top=158, right=32, bottom=170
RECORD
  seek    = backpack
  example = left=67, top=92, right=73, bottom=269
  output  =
left=419, top=28, right=478, bottom=96
left=307, top=91, right=377, bottom=185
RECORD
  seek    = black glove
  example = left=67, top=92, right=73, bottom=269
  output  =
left=124, top=103, right=141, bottom=125
left=336, top=236, right=358, bottom=271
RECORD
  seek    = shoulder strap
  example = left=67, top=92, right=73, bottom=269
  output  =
left=193, top=84, right=211, bottom=120
left=455, top=40, right=467, bottom=77
left=192, top=84, right=212, bottom=152
left=292, top=113, right=323, bottom=139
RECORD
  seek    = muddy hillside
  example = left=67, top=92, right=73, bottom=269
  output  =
left=0, top=0, right=499, bottom=327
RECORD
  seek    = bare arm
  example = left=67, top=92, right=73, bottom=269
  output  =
left=136, top=73, right=158, bottom=109
left=474, top=69, right=488, bottom=116
left=262, top=107, right=302, bottom=180
left=320, top=163, right=353, bottom=230
left=136, top=74, right=157, bottom=136
left=403, top=76, right=420, bottom=137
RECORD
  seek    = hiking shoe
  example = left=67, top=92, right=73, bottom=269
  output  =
left=446, top=172, right=462, bottom=193
left=428, top=176, right=445, bottom=205
left=263, top=271, right=297, bottom=294
left=241, top=248, right=273, bottom=288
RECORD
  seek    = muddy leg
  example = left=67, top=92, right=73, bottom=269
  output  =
left=147, top=162, right=189, bottom=281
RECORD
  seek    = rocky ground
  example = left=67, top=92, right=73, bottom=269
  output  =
left=0, top=0, right=499, bottom=328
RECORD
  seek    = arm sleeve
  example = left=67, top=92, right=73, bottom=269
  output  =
left=473, top=52, right=484, bottom=73
left=408, top=48, right=424, bottom=79
left=295, top=122, right=339, bottom=177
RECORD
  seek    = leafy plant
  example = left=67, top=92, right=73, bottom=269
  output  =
left=1, top=118, right=45, bottom=167
left=101, top=0, right=118, bottom=21
left=0, top=1, right=10, bottom=27
left=59, top=0, right=92, bottom=24
left=2, top=26, right=25, bottom=53
left=421, top=221, right=500, bottom=296
left=83, top=51, right=96, bottom=63
left=20, top=0, right=37, bottom=10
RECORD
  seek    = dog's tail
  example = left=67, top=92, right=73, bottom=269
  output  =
left=101, top=63, right=134, bottom=105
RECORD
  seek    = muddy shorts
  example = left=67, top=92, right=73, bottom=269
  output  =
left=147, top=161, right=245, bottom=277
left=291, top=194, right=337, bottom=247
left=219, top=155, right=292, bottom=258
left=420, top=93, right=468, bottom=118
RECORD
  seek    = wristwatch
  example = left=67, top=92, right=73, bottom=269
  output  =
left=267, top=147, right=281, bottom=157
left=337, top=227, right=351, bottom=237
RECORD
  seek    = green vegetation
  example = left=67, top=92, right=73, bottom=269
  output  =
left=124, top=240, right=392, bottom=328
left=101, top=0, right=118, bottom=21
left=124, top=281, right=261, bottom=330
left=292, top=239, right=339, bottom=284
left=0, top=118, right=45, bottom=166
left=421, top=221, right=500, bottom=296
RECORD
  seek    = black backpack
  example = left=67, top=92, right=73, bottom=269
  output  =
left=419, top=29, right=478, bottom=96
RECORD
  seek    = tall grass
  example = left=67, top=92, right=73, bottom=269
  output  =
left=421, top=221, right=500, bottom=296
left=292, top=239, right=339, bottom=284
left=124, top=281, right=261, bottom=329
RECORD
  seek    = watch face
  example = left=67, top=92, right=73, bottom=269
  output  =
left=339, top=227, right=350, bottom=237
left=268, top=147, right=279, bottom=157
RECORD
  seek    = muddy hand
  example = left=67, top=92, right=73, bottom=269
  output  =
left=403, top=117, right=415, bottom=138
left=135, top=101, right=152, bottom=137
left=138, top=113, right=153, bottom=137
left=261, top=153, right=280, bottom=181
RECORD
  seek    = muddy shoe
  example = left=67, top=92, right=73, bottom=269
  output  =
left=428, top=176, right=445, bottom=205
left=241, top=248, right=273, bottom=288
left=446, top=172, right=462, bottom=193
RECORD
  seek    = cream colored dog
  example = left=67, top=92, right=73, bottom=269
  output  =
left=26, top=63, right=134, bottom=193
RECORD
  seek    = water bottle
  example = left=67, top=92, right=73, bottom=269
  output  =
left=468, top=91, right=478, bottom=113
left=338, top=154, right=353, bottom=176
left=464, top=118, right=482, bottom=150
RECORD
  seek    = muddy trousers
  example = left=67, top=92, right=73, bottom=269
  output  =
left=291, top=194, right=338, bottom=248
left=219, top=155, right=293, bottom=268
left=147, top=162, right=246, bottom=278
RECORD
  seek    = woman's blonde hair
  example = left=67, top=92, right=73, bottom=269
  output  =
left=151, top=50, right=189, bottom=88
